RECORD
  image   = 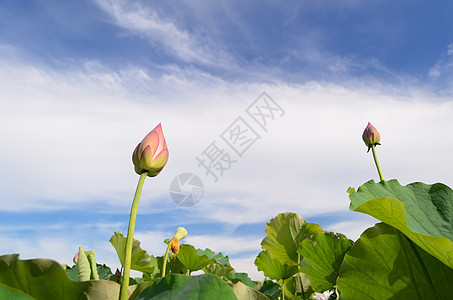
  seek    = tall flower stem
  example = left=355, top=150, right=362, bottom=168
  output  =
left=161, top=244, right=171, bottom=277
left=120, top=172, right=148, bottom=300
left=297, top=254, right=305, bottom=299
left=371, top=145, right=384, bottom=181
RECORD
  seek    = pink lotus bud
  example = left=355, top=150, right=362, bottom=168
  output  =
left=362, top=122, right=381, bottom=152
left=132, top=123, right=169, bottom=177
left=73, top=252, right=79, bottom=264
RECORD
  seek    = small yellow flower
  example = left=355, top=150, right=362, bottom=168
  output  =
left=169, top=237, right=180, bottom=254
left=168, top=227, right=188, bottom=254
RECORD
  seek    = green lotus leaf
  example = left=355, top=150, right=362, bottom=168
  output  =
left=254, top=250, right=298, bottom=280
left=258, top=280, right=280, bottom=299
left=135, top=273, right=237, bottom=300
left=0, top=283, right=34, bottom=300
left=230, top=281, right=271, bottom=300
left=197, top=248, right=230, bottom=267
left=299, top=232, right=353, bottom=292
left=0, top=254, right=123, bottom=300
left=156, top=253, right=188, bottom=276
left=203, top=262, right=235, bottom=278
left=261, top=212, right=324, bottom=266
left=110, top=232, right=159, bottom=276
left=349, top=179, right=453, bottom=268
left=229, top=272, right=256, bottom=289
left=176, top=244, right=211, bottom=273
left=337, top=223, right=453, bottom=299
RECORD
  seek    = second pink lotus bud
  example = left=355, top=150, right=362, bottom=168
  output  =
left=362, top=122, right=381, bottom=152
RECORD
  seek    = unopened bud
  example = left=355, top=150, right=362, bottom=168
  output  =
left=132, top=123, right=169, bottom=177
left=73, top=252, right=79, bottom=264
left=362, top=122, right=381, bottom=152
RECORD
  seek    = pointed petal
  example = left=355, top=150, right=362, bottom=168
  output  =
left=140, top=145, right=154, bottom=170
left=140, top=131, right=158, bottom=157
left=151, top=149, right=169, bottom=169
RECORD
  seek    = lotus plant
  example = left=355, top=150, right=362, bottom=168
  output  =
left=162, top=226, right=188, bottom=277
left=362, top=122, right=384, bottom=181
left=120, top=123, right=169, bottom=300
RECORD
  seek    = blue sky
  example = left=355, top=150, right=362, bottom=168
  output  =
left=1, top=0, right=453, bottom=279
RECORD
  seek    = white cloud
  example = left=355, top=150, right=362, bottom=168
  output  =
left=94, top=0, right=234, bottom=67
left=186, top=235, right=262, bottom=255
left=448, top=43, right=453, bottom=56
left=427, top=43, right=453, bottom=92
left=1, top=47, right=453, bottom=287
left=1, top=54, right=453, bottom=219
left=230, top=256, right=264, bottom=281
left=326, top=218, right=378, bottom=241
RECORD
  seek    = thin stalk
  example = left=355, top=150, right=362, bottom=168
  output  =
left=282, top=279, right=285, bottom=300
left=297, top=254, right=305, bottom=299
left=162, top=244, right=171, bottom=277
left=371, top=145, right=384, bottom=181
left=120, top=172, right=147, bottom=300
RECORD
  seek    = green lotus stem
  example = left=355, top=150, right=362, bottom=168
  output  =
left=162, top=244, right=171, bottom=277
left=282, top=279, right=285, bottom=300
left=297, top=254, right=305, bottom=299
left=371, top=145, right=384, bottom=181
left=120, top=172, right=148, bottom=300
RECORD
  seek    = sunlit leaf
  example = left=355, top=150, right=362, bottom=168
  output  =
left=197, top=248, right=229, bottom=267
left=299, top=232, right=353, bottom=292
left=349, top=179, right=453, bottom=268
left=0, top=254, right=121, bottom=300
left=261, top=212, right=324, bottom=266
left=110, top=232, right=159, bottom=276
left=176, top=244, right=211, bottom=273
left=230, top=281, right=271, bottom=300
left=229, top=272, right=256, bottom=289
left=254, top=250, right=297, bottom=280
left=337, top=223, right=453, bottom=299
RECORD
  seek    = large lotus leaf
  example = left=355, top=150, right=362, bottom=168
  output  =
left=259, top=280, right=280, bottom=299
left=337, top=223, right=453, bottom=299
left=0, top=283, right=34, bottom=300
left=298, top=232, right=353, bottom=292
left=156, top=252, right=189, bottom=277
left=197, top=248, right=230, bottom=267
left=261, top=212, right=324, bottom=266
left=110, top=232, right=159, bottom=276
left=135, top=273, right=237, bottom=300
left=0, top=254, right=123, bottom=300
left=349, top=179, right=453, bottom=268
left=229, top=272, right=256, bottom=289
left=230, top=281, right=271, bottom=300
left=176, top=244, right=211, bottom=272
left=203, top=262, right=235, bottom=278
left=255, top=250, right=298, bottom=280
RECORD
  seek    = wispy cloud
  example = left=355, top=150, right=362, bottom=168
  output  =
left=1, top=43, right=453, bottom=282
left=94, top=0, right=235, bottom=68
left=427, top=42, right=453, bottom=94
